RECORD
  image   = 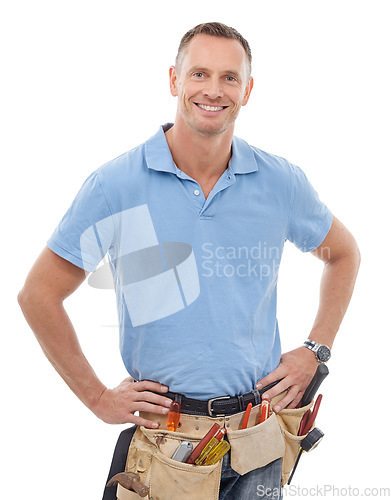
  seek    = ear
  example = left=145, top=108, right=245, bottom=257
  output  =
left=169, top=66, right=179, bottom=97
left=242, top=76, right=254, bottom=106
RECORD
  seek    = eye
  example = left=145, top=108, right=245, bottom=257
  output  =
left=226, top=76, right=237, bottom=82
left=193, top=72, right=204, bottom=78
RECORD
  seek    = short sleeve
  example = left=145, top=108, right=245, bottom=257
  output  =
left=286, top=164, right=333, bottom=252
left=47, top=170, right=115, bottom=271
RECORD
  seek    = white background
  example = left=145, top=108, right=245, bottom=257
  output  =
left=2, top=1, right=390, bottom=498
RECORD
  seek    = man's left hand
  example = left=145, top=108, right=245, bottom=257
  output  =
left=255, top=347, right=319, bottom=411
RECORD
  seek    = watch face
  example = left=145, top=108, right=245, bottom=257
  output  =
left=317, top=345, right=331, bottom=362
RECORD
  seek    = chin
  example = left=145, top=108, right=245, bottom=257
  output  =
left=193, top=121, right=231, bottom=137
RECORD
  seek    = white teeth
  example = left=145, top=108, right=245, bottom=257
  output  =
left=197, top=104, right=224, bottom=112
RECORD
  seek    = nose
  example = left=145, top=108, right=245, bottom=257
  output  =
left=203, top=77, right=223, bottom=100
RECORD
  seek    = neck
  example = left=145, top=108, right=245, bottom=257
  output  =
left=165, top=117, right=234, bottom=196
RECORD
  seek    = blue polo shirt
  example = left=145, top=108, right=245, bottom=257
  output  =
left=48, top=123, right=332, bottom=399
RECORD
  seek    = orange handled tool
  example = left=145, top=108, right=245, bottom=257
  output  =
left=167, top=400, right=181, bottom=431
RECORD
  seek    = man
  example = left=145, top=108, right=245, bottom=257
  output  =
left=18, top=22, right=360, bottom=499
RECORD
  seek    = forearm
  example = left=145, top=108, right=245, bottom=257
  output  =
left=257, top=218, right=360, bottom=409
left=18, top=247, right=172, bottom=428
left=257, top=251, right=360, bottom=409
left=309, top=249, right=360, bottom=348
left=18, top=290, right=106, bottom=413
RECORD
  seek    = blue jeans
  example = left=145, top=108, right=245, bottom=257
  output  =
left=219, top=449, right=282, bottom=499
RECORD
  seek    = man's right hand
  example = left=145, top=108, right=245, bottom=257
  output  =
left=93, top=377, right=173, bottom=428
left=18, top=248, right=174, bottom=430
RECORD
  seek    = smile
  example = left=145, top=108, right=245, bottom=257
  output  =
left=195, top=103, right=228, bottom=112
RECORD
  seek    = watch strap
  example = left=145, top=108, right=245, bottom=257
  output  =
left=304, top=339, right=318, bottom=350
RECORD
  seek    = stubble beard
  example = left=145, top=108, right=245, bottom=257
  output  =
left=183, top=103, right=236, bottom=138
left=193, top=122, right=230, bottom=137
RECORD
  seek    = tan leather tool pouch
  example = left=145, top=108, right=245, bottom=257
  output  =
left=116, top=483, right=143, bottom=499
left=119, top=419, right=222, bottom=500
left=275, top=400, right=314, bottom=486
left=117, top=399, right=316, bottom=498
left=225, top=407, right=285, bottom=476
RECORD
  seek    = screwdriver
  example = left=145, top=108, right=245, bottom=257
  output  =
left=195, top=428, right=226, bottom=465
left=203, top=440, right=231, bottom=465
left=167, top=400, right=181, bottom=431
left=186, top=423, right=220, bottom=464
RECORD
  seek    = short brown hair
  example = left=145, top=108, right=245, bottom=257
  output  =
left=175, top=22, right=252, bottom=77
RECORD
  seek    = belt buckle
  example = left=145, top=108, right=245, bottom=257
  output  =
left=207, top=395, right=231, bottom=417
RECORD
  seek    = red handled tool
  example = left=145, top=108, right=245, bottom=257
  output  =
left=298, top=409, right=311, bottom=436
left=298, top=394, right=323, bottom=436
left=302, top=394, right=322, bottom=435
left=186, top=423, right=220, bottom=464
left=195, top=428, right=227, bottom=465
left=241, top=403, right=252, bottom=429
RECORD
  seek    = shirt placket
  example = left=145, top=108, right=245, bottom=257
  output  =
left=176, top=166, right=236, bottom=217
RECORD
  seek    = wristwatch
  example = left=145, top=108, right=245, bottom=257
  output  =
left=303, top=339, right=331, bottom=363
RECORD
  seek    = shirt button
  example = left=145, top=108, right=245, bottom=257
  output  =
left=194, top=189, right=200, bottom=196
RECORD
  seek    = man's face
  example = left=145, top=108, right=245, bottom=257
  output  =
left=170, top=34, right=253, bottom=137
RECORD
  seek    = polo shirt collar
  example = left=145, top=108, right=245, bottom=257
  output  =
left=145, top=123, right=258, bottom=175
left=145, top=123, right=177, bottom=174
left=231, top=135, right=258, bottom=174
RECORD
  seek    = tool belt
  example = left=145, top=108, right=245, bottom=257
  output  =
left=114, top=392, right=315, bottom=499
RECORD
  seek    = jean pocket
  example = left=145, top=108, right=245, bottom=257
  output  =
left=226, top=412, right=285, bottom=476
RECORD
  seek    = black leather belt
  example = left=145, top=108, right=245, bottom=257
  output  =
left=163, top=380, right=280, bottom=417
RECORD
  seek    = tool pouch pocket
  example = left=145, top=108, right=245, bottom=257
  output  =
left=116, top=483, right=144, bottom=499
left=122, top=425, right=221, bottom=500
left=226, top=412, right=285, bottom=476
left=275, top=401, right=314, bottom=486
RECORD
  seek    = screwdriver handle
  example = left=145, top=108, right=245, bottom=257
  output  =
left=203, top=440, right=231, bottom=465
left=167, top=401, right=181, bottom=431
left=300, top=364, right=329, bottom=407
left=186, top=423, right=220, bottom=464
